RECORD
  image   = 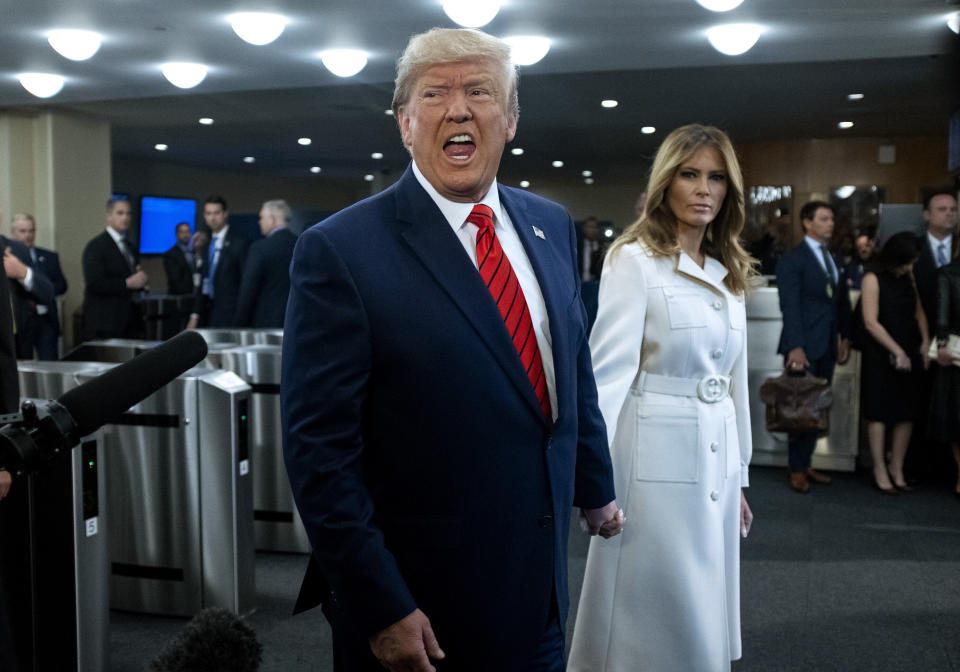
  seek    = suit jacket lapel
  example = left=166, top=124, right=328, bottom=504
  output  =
left=395, top=168, right=545, bottom=422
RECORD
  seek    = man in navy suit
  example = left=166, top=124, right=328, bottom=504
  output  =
left=235, top=199, right=297, bottom=328
left=776, top=201, right=852, bottom=493
left=10, top=213, right=67, bottom=360
left=282, top=28, right=621, bottom=672
left=189, top=196, right=250, bottom=329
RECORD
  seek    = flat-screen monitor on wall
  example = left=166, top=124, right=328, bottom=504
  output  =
left=139, top=196, right=196, bottom=254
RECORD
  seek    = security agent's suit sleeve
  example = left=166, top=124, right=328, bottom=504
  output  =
left=775, top=250, right=805, bottom=354
left=281, top=227, right=416, bottom=637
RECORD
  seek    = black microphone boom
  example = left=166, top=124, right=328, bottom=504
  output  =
left=59, top=330, right=208, bottom=437
left=0, top=330, right=208, bottom=477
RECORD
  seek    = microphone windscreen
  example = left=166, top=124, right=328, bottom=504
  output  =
left=58, top=331, right=208, bottom=436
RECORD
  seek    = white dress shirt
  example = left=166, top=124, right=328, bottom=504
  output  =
left=928, top=231, right=953, bottom=268
left=804, top=235, right=838, bottom=283
left=411, top=162, right=557, bottom=420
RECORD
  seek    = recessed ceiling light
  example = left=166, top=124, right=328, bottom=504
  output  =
left=838, top=121, right=854, bottom=129
left=696, top=0, right=744, bottom=11
left=511, top=148, right=524, bottom=156
left=552, top=160, right=564, bottom=168
left=601, top=99, right=618, bottom=108
left=584, top=177, right=595, bottom=185
left=319, top=49, right=368, bottom=77
left=154, top=143, right=168, bottom=151
left=229, top=12, right=287, bottom=46
left=298, top=137, right=312, bottom=146
left=310, top=166, right=321, bottom=174
left=502, top=36, right=551, bottom=66
left=47, top=29, right=102, bottom=61
left=520, top=180, right=530, bottom=188
left=603, top=228, right=614, bottom=238
left=641, top=126, right=656, bottom=134
left=161, top=62, right=207, bottom=89
left=18, top=73, right=65, bottom=98
left=706, top=24, right=763, bottom=56
left=243, top=156, right=255, bottom=163
left=442, top=0, right=501, bottom=28
left=847, top=93, right=864, bottom=101
left=198, top=117, right=214, bottom=125
left=371, top=152, right=384, bottom=160
left=384, top=109, right=394, bottom=116
left=834, top=185, right=856, bottom=199
left=364, top=174, right=375, bottom=182
left=582, top=170, right=593, bottom=177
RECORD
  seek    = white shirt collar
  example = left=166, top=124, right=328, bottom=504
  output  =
left=411, top=161, right=505, bottom=231
left=106, top=225, right=125, bottom=245
left=804, top=235, right=828, bottom=252
left=928, top=231, right=952, bottom=254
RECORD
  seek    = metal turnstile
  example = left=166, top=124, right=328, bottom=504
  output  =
left=8, top=361, right=112, bottom=672
left=195, top=328, right=283, bottom=346
left=746, top=286, right=860, bottom=471
left=208, top=345, right=309, bottom=553
left=61, top=338, right=163, bottom=363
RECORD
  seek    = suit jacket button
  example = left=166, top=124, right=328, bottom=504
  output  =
left=710, top=491, right=720, bottom=501
left=538, top=515, right=553, bottom=528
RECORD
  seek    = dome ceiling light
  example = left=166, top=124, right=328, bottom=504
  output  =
left=319, top=49, right=368, bottom=77
left=696, top=0, right=745, bottom=11
left=442, top=0, right=502, bottom=28
left=706, top=24, right=762, bottom=55
left=161, top=62, right=208, bottom=89
left=229, top=12, right=287, bottom=46
left=47, top=29, right=102, bottom=61
left=18, top=73, right=65, bottom=98
left=502, top=36, right=551, bottom=66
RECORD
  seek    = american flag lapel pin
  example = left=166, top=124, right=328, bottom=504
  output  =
left=532, top=226, right=545, bottom=240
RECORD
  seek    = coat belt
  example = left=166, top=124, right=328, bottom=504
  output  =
left=634, top=371, right=731, bottom=403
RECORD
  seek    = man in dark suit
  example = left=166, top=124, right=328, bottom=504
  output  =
left=575, top=216, right=610, bottom=283
left=909, top=189, right=957, bottom=481
left=162, top=221, right=197, bottom=296
left=0, top=215, right=54, bottom=360
left=282, top=28, right=621, bottom=672
left=191, top=196, right=249, bottom=328
left=235, top=200, right=296, bottom=328
left=81, top=198, right=148, bottom=341
left=10, top=213, right=67, bottom=360
left=776, top=200, right=852, bottom=493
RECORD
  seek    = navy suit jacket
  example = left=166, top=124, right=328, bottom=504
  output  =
left=234, top=227, right=297, bottom=328
left=196, top=226, right=250, bottom=327
left=281, top=166, right=615, bottom=670
left=81, top=230, right=142, bottom=340
left=0, top=237, right=55, bottom=356
left=776, top=241, right=852, bottom=361
left=32, top=246, right=67, bottom=324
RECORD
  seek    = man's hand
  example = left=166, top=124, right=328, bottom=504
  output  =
left=3, top=248, right=28, bottom=281
left=937, top=344, right=957, bottom=367
left=581, top=501, right=624, bottom=538
left=186, top=314, right=199, bottom=330
left=837, top=338, right=850, bottom=365
left=126, top=268, right=148, bottom=289
left=369, top=608, right=445, bottom=672
left=0, top=469, right=11, bottom=499
left=786, top=346, right=809, bottom=371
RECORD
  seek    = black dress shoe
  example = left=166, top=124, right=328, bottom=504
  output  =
left=873, top=480, right=899, bottom=496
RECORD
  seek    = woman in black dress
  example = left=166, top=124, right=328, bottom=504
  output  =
left=860, top=232, right=930, bottom=493
left=929, top=255, right=960, bottom=496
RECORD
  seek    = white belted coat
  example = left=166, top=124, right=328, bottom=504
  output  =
left=568, top=243, right=752, bottom=672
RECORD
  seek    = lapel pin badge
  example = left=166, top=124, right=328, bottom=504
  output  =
left=532, top=226, right=545, bottom=240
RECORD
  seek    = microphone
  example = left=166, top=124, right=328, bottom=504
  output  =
left=0, top=330, right=208, bottom=477
left=59, top=330, right=208, bottom=437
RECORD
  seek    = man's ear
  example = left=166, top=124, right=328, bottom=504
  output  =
left=398, top=107, right=413, bottom=149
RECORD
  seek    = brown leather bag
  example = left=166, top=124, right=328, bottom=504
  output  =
left=759, top=370, right=833, bottom=433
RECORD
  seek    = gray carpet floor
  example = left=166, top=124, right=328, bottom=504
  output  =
left=111, top=465, right=960, bottom=671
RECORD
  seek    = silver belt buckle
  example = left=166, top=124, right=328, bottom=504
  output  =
left=697, top=375, right=727, bottom=403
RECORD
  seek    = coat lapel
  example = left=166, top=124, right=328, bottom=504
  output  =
left=394, top=168, right=545, bottom=422
left=675, top=252, right=728, bottom=296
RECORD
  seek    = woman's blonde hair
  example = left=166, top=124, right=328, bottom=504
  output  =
left=611, top=124, right=756, bottom=294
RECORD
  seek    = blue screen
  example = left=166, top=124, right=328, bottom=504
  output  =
left=139, top=196, right=196, bottom=254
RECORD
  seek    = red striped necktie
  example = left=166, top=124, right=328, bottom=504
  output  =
left=468, top=204, right=551, bottom=420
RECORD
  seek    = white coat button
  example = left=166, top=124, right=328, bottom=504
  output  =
left=710, top=442, right=719, bottom=453
left=713, top=300, right=722, bottom=310
left=710, top=491, right=719, bottom=501
left=711, top=349, right=723, bottom=359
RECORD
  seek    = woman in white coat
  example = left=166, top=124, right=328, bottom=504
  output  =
left=568, top=124, right=755, bottom=672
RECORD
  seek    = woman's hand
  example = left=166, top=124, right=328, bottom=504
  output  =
left=892, top=349, right=911, bottom=371
left=740, top=491, right=753, bottom=538
left=0, top=469, right=11, bottom=500
left=920, top=339, right=931, bottom=370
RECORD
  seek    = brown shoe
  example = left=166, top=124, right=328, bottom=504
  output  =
left=790, top=472, right=810, bottom=493
left=807, top=468, right=832, bottom=484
